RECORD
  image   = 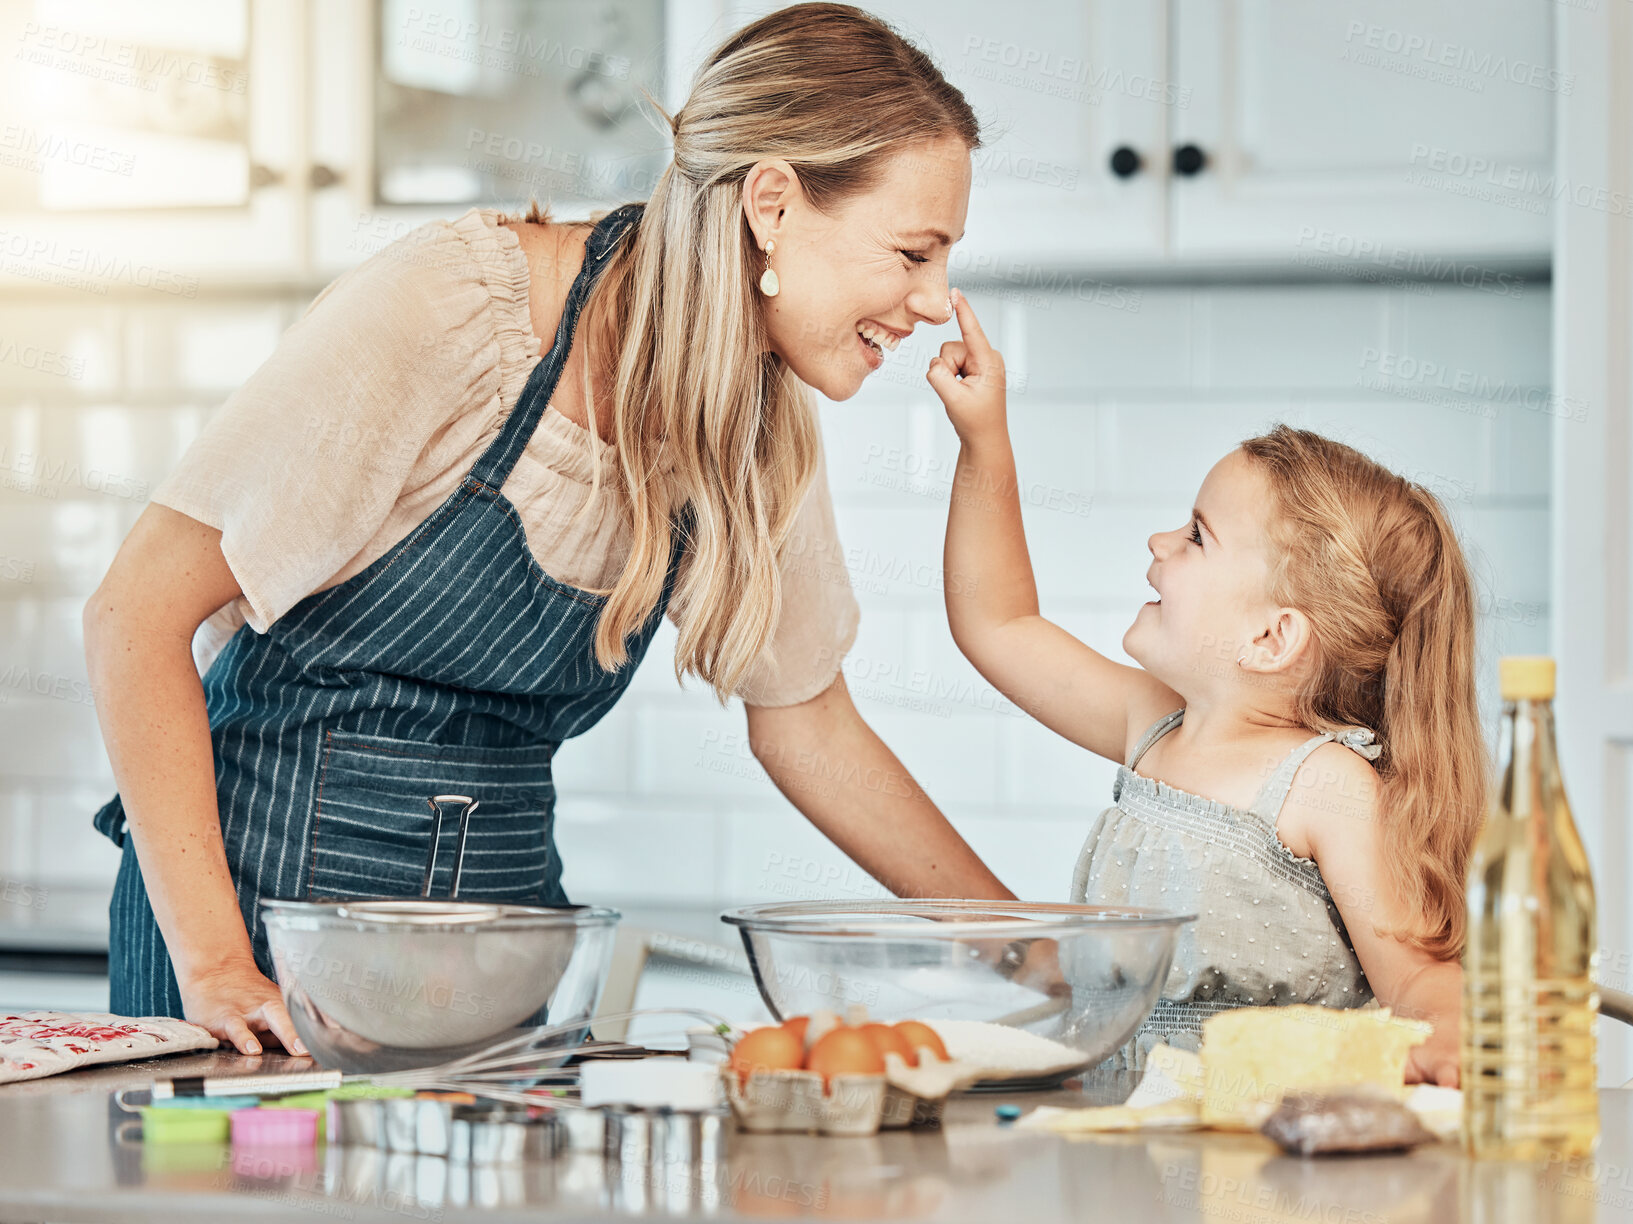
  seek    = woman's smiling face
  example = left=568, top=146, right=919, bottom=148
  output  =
left=743, top=133, right=971, bottom=400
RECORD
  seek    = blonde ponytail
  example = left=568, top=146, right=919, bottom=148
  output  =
left=1240, top=426, right=1488, bottom=959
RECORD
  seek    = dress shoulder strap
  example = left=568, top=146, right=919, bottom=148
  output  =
left=1126, top=709, right=1185, bottom=770
left=469, top=202, right=644, bottom=490
left=1246, top=724, right=1382, bottom=825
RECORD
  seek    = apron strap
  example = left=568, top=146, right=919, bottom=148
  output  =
left=469, top=202, right=645, bottom=490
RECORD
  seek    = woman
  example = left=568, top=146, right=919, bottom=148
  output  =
left=83, top=3, right=1013, bottom=1056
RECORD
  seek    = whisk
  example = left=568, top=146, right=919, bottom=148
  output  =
left=130, top=1008, right=737, bottom=1111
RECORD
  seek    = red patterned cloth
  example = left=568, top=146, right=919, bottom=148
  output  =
left=0, top=1010, right=217, bottom=1083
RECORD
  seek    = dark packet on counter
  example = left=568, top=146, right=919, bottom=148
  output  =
left=1259, top=1088, right=1437, bottom=1156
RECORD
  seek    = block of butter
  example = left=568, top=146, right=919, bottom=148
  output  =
left=1200, top=1005, right=1432, bottom=1130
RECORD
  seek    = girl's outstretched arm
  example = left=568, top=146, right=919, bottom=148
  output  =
left=929, top=290, right=1175, bottom=763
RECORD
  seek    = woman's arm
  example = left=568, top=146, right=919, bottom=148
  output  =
left=743, top=672, right=1013, bottom=901
left=84, top=504, right=305, bottom=1056
left=930, top=290, right=1175, bottom=763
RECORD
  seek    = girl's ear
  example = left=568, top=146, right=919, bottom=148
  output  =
left=1241, top=608, right=1313, bottom=674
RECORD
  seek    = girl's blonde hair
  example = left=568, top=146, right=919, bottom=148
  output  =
left=1239, top=425, right=1487, bottom=960
left=508, top=3, right=980, bottom=700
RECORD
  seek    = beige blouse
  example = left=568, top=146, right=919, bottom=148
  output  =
left=155, top=207, right=860, bottom=707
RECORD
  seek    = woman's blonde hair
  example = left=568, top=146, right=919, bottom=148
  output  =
left=1239, top=425, right=1488, bottom=960
left=507, top=3, right=980, bottom=700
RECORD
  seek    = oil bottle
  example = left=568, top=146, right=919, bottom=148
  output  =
left=1462, top=656, right=1598, bottom=1158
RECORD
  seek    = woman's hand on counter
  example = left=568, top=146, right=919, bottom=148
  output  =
left=179, top=959, right=307, bottom=1058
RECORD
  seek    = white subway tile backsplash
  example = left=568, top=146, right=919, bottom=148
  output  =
left=0, top=698, right=108, bottom=784
left=625, top=619, right=718, bottom=702
left=0, top=275, right=1556, bottom=942
left=0, top=305, right=120, bottom=393
left=0, top=503, right=123, bottom=592
left=3, top=596, right=84, bottom=683
left=899, top=612, right=1019, bottom=721
left=820, top=399, right=914, bottom=506
left=1199, top=287, right=1388, bottom=390
left=833, top=604, right=914, bottom=712
left=1398, top=286, right=1552, bottom=389
left=997, top=714, right=1118, bottom=810
left=834, top=398, right=964, bottom=513
left=554, top=798, right=719, bottom=904
left=1094, top=401, right=1284, bottom=497
left=124, top=304, right=286, bottom=393
left=0, top=402, right=166, bottom=506
left=1023, top=502, right=1188, bottom=604
left=0, top=791, right=29, bottom=883
left=829, top=502, right=955, bottom=607
left=1486, top=399, right=1553, bottom=498
left=860, top=707, right=1001, bottom=809
left=844, top=604, right=910, bottom=676
left=637, top=701, right=766, bottom=800
left=1297, top=400, right=1495, bottom=503
left=1086, top=610, right=1144, bottom=668
left=19, top=787, right=119, bottom=890
left=1459, top=506, right=1553, bottom=608
left=950, top=814, right=1099, bottom=902
left=548, top=700, right=633, bottom=797
left=1007, top=401, right=1097, bottom=511
left=721, top=805, right=887, bottom=906
left=1025, top=288, right=1195, bottom=393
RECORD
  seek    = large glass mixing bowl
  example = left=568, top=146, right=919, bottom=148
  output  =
left=722, top=900, right=1196, bottom=1074
left=262, top=899, right=619, bottom=1074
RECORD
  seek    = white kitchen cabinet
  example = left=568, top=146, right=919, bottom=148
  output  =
left=727, top=0, right=1553, bottom=270
left=0, top=0, right=303, bottom=287
left=308, top=0, right=689, bottom=278
left=724, top=0, right=1171, bottom=266
left=1169, top=0, right=1555, bottom=263
left=0, top=0, right=1557, bottom=285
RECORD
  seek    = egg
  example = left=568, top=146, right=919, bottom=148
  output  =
left=729, top=1025, right=804, bottom=1085
left=805, top=1026, right=885, bottom=1085
left=858, top=1022, right=917, bottom=1067
left=804, top=1008, right=843, bottom=1049
left=780, top=1015, right=810, bottom=1048
left=893, top=1020, right=950, bottom=1063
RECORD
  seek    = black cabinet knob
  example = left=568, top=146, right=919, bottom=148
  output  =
left=1108, top=145, right=1142, bottom=178
left=1172, top=144, right=1206, bottom=177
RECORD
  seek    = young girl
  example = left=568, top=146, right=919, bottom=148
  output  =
left=926, top=290, right=1483, bottom=1087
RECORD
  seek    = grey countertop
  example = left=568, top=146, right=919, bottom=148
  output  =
left=0, top=1049, right=1628, bottom=1223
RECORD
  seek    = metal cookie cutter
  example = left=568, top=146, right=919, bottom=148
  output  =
left=421, top=794, right=480, bottom=897
left=603, top=1105, right=731, bottom=1213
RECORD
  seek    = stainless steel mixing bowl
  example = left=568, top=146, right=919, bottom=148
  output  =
left=722, top=900, right=1196, bottom=1072
left=262, top=899, right=619, bottom=1074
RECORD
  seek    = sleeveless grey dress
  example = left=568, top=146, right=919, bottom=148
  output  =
left=1071, top=709, right=1382, bottom=1071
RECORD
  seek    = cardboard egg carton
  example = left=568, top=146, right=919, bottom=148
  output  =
left=721, top=1051, right=986, bottom=1137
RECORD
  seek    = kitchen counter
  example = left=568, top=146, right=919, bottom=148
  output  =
left=0, top=1050, right=1628, bottom=1223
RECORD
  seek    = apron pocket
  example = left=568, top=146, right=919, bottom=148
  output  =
left=307, top=730, right=560, bottom=904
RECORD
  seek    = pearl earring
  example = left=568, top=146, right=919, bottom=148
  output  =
left=759, top=239, right=780, bottom=297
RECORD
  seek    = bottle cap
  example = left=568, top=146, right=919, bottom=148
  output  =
left=1499, top=656, right=1555, bottom=700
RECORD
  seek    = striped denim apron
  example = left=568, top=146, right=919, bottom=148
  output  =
left=93, top=203, right=682, bottom=1018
